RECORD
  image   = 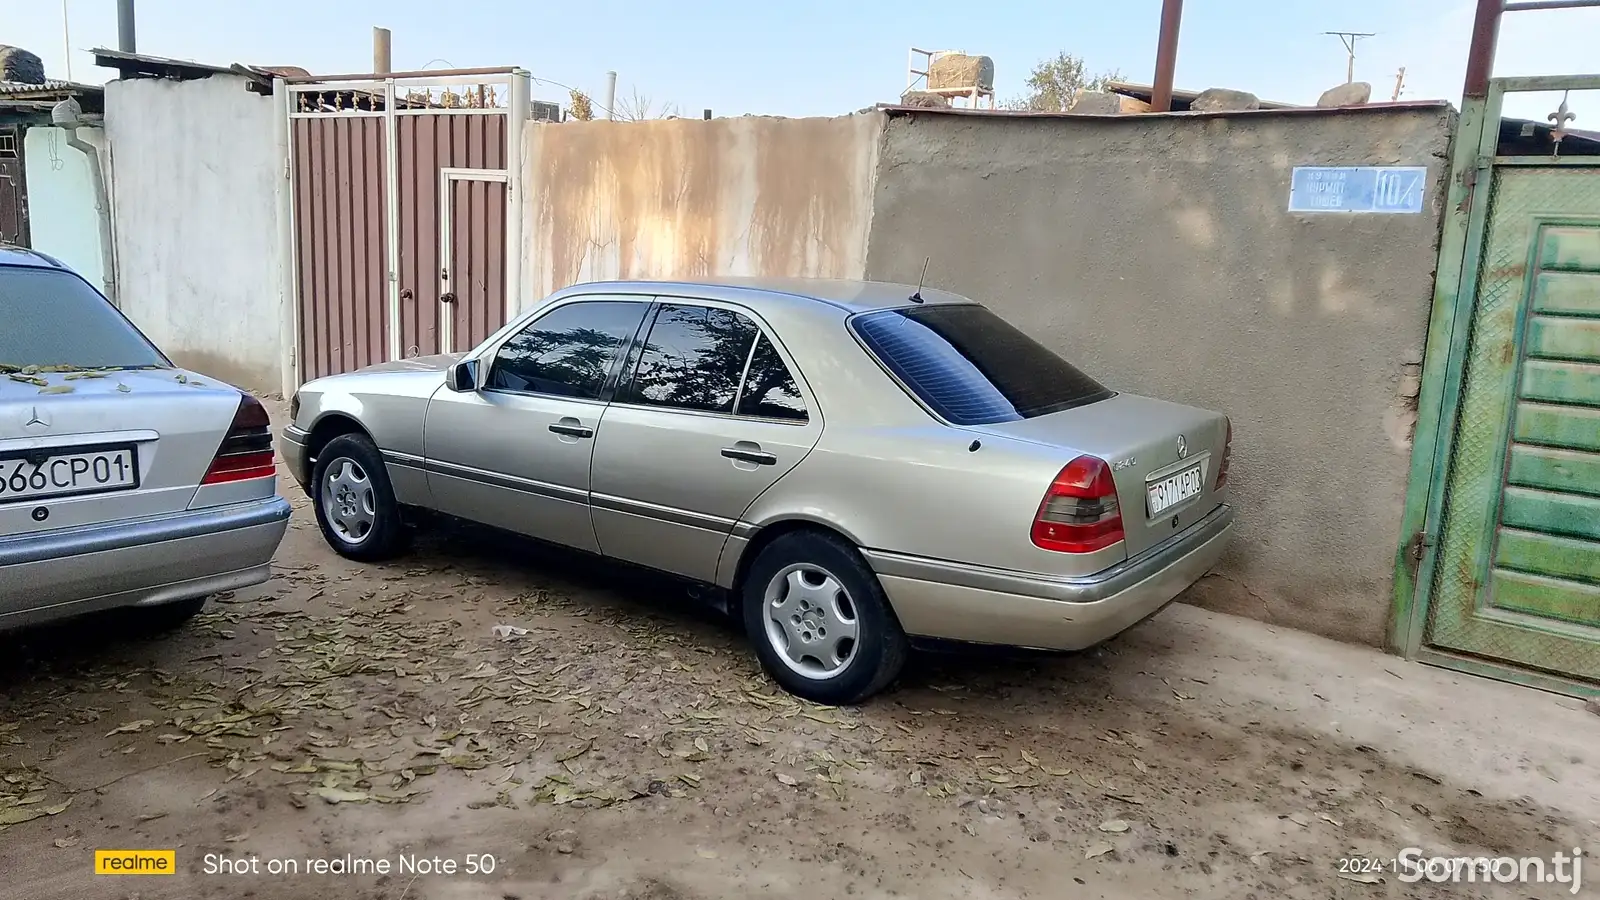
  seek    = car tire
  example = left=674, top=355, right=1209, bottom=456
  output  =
left=311, top=433, right=409, bottom=562
left=742, top=530, right=909, bottom=705
left=130, top=595, right=208, bottom=633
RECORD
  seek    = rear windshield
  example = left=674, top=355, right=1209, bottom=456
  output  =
left=0, top=266, right=168, bottom=371
left=851, top=304, right=1112, bottom=425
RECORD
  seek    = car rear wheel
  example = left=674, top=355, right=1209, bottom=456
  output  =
left=742, top=530, right=908, bottom=705
left=312, top=433, right=409, bottom=561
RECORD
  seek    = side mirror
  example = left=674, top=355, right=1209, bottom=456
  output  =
left=445, top=359, right=480, bottom=393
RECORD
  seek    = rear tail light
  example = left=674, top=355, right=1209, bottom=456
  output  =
left=1216, top=417, right=1233, bottom=490
left=202, top=394, right=276, bottom=484
left=1031, top=455, right=1124, bottom=554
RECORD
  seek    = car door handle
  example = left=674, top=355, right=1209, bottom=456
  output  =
left=721, top=446, right=777, bottom=465
left=549, top=421, right=594, bottom=439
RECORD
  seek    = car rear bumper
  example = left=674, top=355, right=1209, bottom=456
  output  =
left=279, top=425, right=312, bottom=492
left=864, top=503, right=1235, bottom=652
left=0, top=496, right=291, bottom=630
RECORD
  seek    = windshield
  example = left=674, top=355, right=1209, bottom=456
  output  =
left=0, top=266, right=169, bottom=372
left=851, top=304, right=1113, bottom=425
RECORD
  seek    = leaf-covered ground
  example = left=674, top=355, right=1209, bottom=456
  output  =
left=2, top=456, right=1597, bottom=899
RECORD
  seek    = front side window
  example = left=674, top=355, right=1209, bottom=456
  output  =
left=851, top=304, right=1113, bottom=425
left=0, top=266, right=169, bottom=370
left=622, top=304, right=758, bottom=414
left=486, top=300, right=648, bottom=399
left=736, top=335, right=808, bottom=422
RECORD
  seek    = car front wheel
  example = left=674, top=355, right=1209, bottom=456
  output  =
left=311, top=433, right=409, bottom=561
left=742, top=530, right=909, bottom=705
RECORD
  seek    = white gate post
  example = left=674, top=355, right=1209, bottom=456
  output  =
left=383, top=78, right=402, bottom=361
left=506, top=70, right=530, bottom=322
left=275, top=76, right=301, bottom=396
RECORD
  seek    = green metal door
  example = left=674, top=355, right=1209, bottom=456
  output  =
left=1425, top=166, right=1600, bottom=685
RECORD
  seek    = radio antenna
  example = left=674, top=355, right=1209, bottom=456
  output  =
left=909, top=257, right=930, bottom=303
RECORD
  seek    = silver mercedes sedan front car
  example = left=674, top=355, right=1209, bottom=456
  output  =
left=0, top=247, right=291, bottom=633
left=282, top=278, right=1235, bottom=703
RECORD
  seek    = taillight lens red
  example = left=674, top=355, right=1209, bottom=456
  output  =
left=1031, top=455, right=1124, bottom=554
left=1216, top=417, right=1233, bottom=490
left=202, top=394, right=276, bottom=485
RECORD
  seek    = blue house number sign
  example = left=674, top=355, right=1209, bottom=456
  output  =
left=1288, top=166, right=1428, bottom=214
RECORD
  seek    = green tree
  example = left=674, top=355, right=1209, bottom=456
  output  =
left=1007, top=52, right=1123, bottom=112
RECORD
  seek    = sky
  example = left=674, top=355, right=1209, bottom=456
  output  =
left=6, top=0, right=1598, bottom=121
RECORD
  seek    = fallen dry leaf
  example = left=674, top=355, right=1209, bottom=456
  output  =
left=106, top=720, right=154, bottom=737
left=313, top=787, right=369, bottom=804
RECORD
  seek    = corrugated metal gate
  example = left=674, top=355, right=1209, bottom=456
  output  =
left=1396, top=71, right=1600, bottom=697
left=287, top=69, right=528, bottom=381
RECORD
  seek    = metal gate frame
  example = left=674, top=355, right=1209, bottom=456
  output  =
left=282, top=67, right=530, bottom=386
left=1390, top=61, right=1600, bottom=696
left=438, top=167, right=510, bottom=354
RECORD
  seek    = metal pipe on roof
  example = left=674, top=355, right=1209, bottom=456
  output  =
left=373, top=27, right=392, bottom=75
left=1462, top=0, right=1504, bottom=99
left=1505, top=0, right=1600, bottom=10
left=1151, top=0, right=1183, bottom=113
left=117, top=0, right=136, bottom=54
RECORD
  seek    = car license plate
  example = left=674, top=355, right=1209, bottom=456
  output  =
left=1147, top=464, right=1204, bottom=516
left=0, top=447, right=138, bottom=503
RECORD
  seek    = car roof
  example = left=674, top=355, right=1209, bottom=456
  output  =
left=555, top=277, right=976, bottom=315
left=0, top=244, right=69, bottom=270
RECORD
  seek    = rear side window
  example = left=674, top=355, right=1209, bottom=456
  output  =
left=487, top=300, right=648, bottom=399
left=851, top=304, right=1112, bottom=425
left=736, top=335, right=808, bottom=422
left=0, top=267, right=168, bottom=370
left=622, top=303, right=759, bottom=414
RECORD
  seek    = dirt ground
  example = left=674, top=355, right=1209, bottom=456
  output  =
left=4, top=425, right=1600, bottom=898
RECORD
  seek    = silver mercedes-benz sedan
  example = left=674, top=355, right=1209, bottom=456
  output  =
left=282, top=278, right=1234, bottom=703
left=0, top=247, right=291, bottom=633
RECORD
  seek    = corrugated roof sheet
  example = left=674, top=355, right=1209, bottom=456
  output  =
left=0, top=79, right=101, bottom=96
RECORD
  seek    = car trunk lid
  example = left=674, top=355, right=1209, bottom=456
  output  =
left=0, top=369, right=250, bottom=537
left=961, top=393, right=1230, bottom=558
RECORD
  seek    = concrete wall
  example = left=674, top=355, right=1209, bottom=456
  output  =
left=522, top=113, right=881, bottom=304
left=23, top=126, right=108, bottom=292
left=104, top=74, right=292, bottom=394
left=865, top=106, right=1455, bottom=646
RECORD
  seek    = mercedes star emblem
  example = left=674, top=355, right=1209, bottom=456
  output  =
left=22, top=406, right=50, bottom=430
left=1176, top=434, right=1188, bottom=459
